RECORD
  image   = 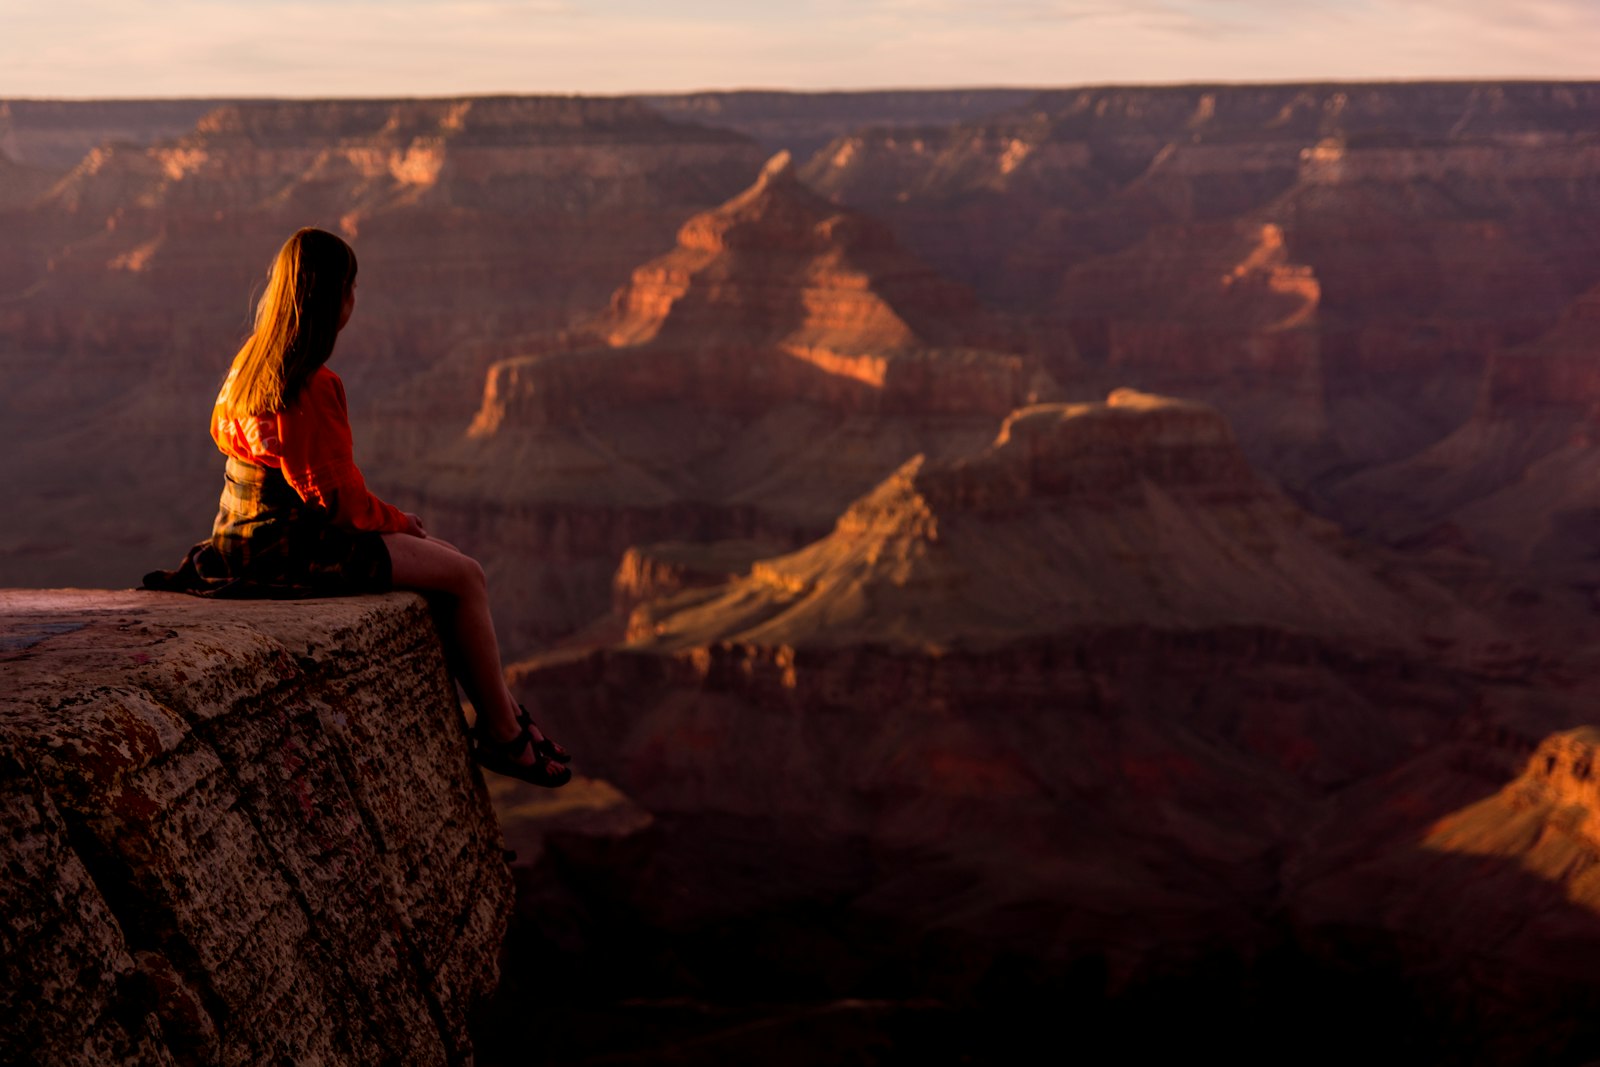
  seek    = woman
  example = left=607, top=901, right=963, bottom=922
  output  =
left=145, top=227, right=570, bottom=788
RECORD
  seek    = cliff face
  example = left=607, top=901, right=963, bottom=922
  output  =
left=625, top=390, right=1469, bottom=651
left=0, top=589, right=511, bottom=1066
left=24, top=96, right=763, bottom=338
left=1054, top=222, right=1326, bottom=466
left=0, top=96, right=769, bottom=592
left=395, top=154, right=1053, bottom=647
left=505, top=394, right=1500, bottom=984
left=799, top=82, right=1600, bottom=493
left=1326, top=283, right=1600, bottom=577
left=500, top=391, right=1600, bottom=1059
left=644, top=89, right=1038, bottom=159
left=11, top=83, right=1600, bottom=602
left=0, top=100, right=221, bottom=169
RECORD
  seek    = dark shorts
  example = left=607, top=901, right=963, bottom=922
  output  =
left=143, top=458, right=392, bottom=599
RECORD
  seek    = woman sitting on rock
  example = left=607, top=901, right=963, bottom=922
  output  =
left=144, top=226, right=570, bottom=788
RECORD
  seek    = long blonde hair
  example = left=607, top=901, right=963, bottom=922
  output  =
left=219, top=227, right=357, bottom=417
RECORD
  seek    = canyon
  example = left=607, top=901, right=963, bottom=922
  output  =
left=391, top=149, right=1050, bottom=648
left=505, top=391, right=1600, bottom=1062
left=0, top=95, right=771, bottom=590
left=7, top=83, right=1600, bottom=1062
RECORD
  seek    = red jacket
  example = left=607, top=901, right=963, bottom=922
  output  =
left=211, top=365, right=409, bottom=533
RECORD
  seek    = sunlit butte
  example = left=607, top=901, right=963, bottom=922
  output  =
left=4, top=0, right=1600, bottom=96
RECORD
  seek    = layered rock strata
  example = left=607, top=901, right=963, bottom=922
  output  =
left=625, top=389, right=1459, bottom=650
left=0, top=100, right=222, bottom=168
left=802, top=82, right=1600, bottom=301
left=493, top=392, right=1600, bottom=1060
left=611, top=539, right=787, bottom=623
left=0, top=589, right=511, bottom=1066
left=398, top=153, right=1052, bottom=648
left=645, top=89, right=1037, bottom=159
left=800, top=82, right=1600, bottom=491
left=0, top=96, right=769, bottom=591
left=1055, top=221, right=1326, bottom=469
left=506, top=393, right=1511, bottom=1002
left=1330, top=283, right=1600, bottom=579
left=1280, top=720, right=1600, bottom=1062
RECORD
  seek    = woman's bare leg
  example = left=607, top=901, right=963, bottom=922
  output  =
left=382, top=533, right=555, bottom=769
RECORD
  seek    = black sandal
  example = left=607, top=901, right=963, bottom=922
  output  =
left=516, top=704, right=571, bottom=764
left=471, top=720, right=572, bottom=788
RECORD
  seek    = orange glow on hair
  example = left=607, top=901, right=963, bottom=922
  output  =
left=219, top=227, right=357, bottom=418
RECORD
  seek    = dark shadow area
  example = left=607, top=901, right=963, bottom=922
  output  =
left=472, top=811, right=1600, bottom=1067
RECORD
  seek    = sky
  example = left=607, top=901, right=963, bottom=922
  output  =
left=2, top=0, right=1598, bottom=98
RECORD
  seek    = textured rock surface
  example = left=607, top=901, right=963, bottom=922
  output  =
left=0, top=96, right=768, bottom=591
left=623, top=390, right=1482, bottom=651
left=801, top=81, right=1600, bottom=495
left=645, top=89, right=1037, bottom=159
left=1330, top=283, right=1600, bottom=581
left=0, top=100, right=220, bottom=168
left=11, top=83, right=1600, bottom=618
left=396, top=153, right=1052, bottom=647
left=611, top=539, right=786, bottom=624
left=506, top=395, right=1507, bottom=990
left=0, top=589, right=511, bottom=1066
left=1055, top=222, right=1327, bottom=468
left=494, top=391, right=1600, bottom=1062
left=1278, top=717, right=1600, bottom=1063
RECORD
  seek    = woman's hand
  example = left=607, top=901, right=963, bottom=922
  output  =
left=403, top=512, right=428, bottom=539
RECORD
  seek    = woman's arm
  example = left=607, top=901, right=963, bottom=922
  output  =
left=276, top=369, right=414, bottom=534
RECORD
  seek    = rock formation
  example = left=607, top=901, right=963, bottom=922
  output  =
left=1329, top=282, right=1600, bottom=580
left=494, top=390, right=1600, bottom=1060
left=0, top=589, right=511, bottom=1065
left=395, top=152, right=1053, bottom=648
left=611, top=539, right=788, bottom=625
left=625, top=389, right=1459, bottom=650
left=1282, top=718, right=1600, bottom=1062
left=506, top=393, right=1494, bottom=978
left=24, top=95, right=765, bottom=361
left=800, top=82, right=1600, bottom=493
left=10, top=83, right=1600, bottom=622
left=9, top=85, right=1600, bottom=1060
left=645, top=89, right=1037, bottom=159
left=0, top=100, right=220, bottom=169
left=1055, top=221, right=1326, bottom=471
left=0, top=96, right=769, bottom=591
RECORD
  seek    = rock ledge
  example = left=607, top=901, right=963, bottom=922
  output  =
left=1, top=589, right=510, bottom=1066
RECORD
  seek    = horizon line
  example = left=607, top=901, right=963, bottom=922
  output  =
left=7, top=75, right=1600, bottom=105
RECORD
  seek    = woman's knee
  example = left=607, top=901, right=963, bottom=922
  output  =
left=457, top=553, right=487, bottom=596
left=385, top=534, right=487, bottom=597
left=433, top=550, right=486, bottom=600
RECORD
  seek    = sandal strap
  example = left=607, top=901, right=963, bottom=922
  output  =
left=474, top=721, right=535, bottom=758
left=516, top=705, right=571, bottom=762
left=471, top=721, right=573, bottom=788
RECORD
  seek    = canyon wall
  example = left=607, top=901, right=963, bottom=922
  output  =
left=13, top=86, right=1600, bottom=1062
left=503, top=392, right=1600, bottom=1062
left=392, top=153, right=1051, bottom=647
left=800, top=82, right=1600, bottom=494
left=645, top=88, right=1037, bottom=159
left=9, top=83, right=1600, bottom=613
left=0, top=589, right=512, bottom=1066
left=0, top=100, right=222, bottom=168
left=0, top=95, right=770, bottom=591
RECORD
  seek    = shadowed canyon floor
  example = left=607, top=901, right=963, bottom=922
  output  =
left=9, top=84, right=1600, bottom=1063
